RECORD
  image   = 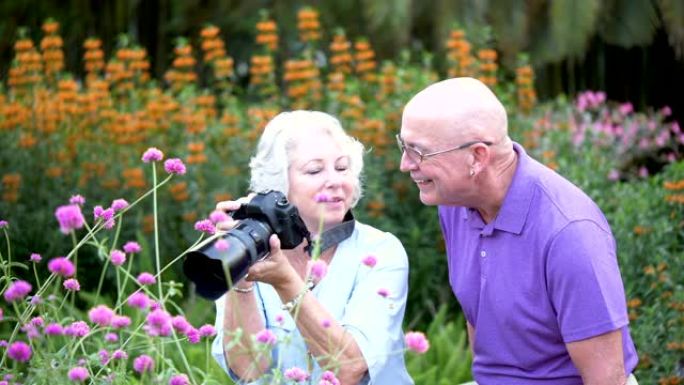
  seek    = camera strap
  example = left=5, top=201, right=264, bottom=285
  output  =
left=307, top=211, right=355, bottom=255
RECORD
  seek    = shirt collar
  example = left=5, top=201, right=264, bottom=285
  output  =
left=491, top=142, right=534, bottom=234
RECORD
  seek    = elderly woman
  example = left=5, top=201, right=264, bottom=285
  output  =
left=211, top=110, right=413, bottom=385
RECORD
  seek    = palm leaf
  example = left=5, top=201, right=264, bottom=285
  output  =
left=549, top=0, right=602, bottom=59
left=599, top=0, right=660, bottom=47
left=658, top=0, right=684, bottom=58
left=487, top=0, right=529, bottom=66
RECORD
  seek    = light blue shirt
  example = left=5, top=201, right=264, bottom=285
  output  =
left=212, top=221, right=414, bottom=385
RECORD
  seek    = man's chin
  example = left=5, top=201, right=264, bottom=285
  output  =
left=418, top=192, right=439, bottom=206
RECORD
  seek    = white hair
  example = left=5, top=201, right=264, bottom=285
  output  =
left=249, top=110, right=365, bottom=207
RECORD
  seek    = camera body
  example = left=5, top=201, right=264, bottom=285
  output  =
left=183, top=190, right=310, bottom=300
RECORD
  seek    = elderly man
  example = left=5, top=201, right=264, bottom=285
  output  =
left=398, top=77, right=638, bottom=385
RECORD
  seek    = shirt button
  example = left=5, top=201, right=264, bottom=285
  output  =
left=480, top=250, right=487, bottom=257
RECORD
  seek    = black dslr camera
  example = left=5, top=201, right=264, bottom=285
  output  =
left=183, top=191, right=310, bottom=300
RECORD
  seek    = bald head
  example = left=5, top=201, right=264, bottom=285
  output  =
left=403, top=77, right=508, bottom=142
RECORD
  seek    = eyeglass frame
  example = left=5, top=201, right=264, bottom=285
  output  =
left=396, top=134, right=493, bottom=164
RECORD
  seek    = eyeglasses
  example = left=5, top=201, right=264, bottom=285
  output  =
left=396, top=134, right=493, bottom=164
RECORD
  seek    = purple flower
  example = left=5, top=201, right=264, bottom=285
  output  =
left=362, top=255, right=377, bottom=268
left=133, top=354, right=155, bottom=374
left=255, top=329, right=277, bottom=345
left=64, top=321, right=90, bottom=337
left=145, top=309, right=172, bottom=337
left=7, top=341, right=32, bottom=362
left=68, top=366, right=89, bottom=382
left=164, top=158, right=186, bottom=175
left=44, top=323, right=64, bottom=336
left=29, top=253, right=42, bottom=263
left=209, top=210, right=230, bottom=224
left=214, top=238, right=229, bottom=251
left=127, top=292, right=150, bottom=309
left=137, top=272, right=156, bottom=285
left=142, top=147, right=164, bottom=163
left=105, top=332, right=118, bottom=342
left=3, top=280, right=32, bottom=303
left=112, top=349, right=128, bottom=360
left=310, top=260, right=328, bottom=281
left=199, top=324, right=216, bottom=337
left=171, top=316, right=192, bottom=334
left=30, top=317, right=43, bottom=328
left=186, top=328, right=200, bottom=344
left=284, top=367, right=310, bottom=382
left=48, top=257, right=76, bottom=277
left=110, top=249, right=126, bottom=266
left=123, top=241, right=141, bottom=253
left=194, top=219, right=215, bottom=234
left=69, top=194, right=86, bottom=206
left=63, top=278, right=80, bottom=291
left=405, top=331, right=430, bottom=354
left=321, top=319, right=331, bottom=328
left=169, top=374, right=190, bottom=385
left=0, top=220, right=8, bottom=229
left=320, top=371, right=341, bottom=385
left=111, top=315, right=131, bottom=329
left=111, top=199, right=129, bottom=212
left=275, top=314, right=284, bottom=325
left=314, top=193, right=331, bottom=203
left=98, top=349, right=110, bottom=365
left=30, top=294, right=42, bottom=305
left=94, top=205, right=115, bottom=221
left=55, top=204, right=85, bottom=234
left=377, top=288, right=390, bottom=298
left=88, top=305, right=115, bottom=327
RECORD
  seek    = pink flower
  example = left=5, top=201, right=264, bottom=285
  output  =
left=377, top=288, right=390, bottom=298
left=69, top=195, right=86, bottom=206
left=99, top=349, right=110, bottom=364
left=4, top=280, right=32, bottom=303
left=0, top=220, right=7, bottom=229
left=94, top=206, right=115, bottom=221
left=214, top=238, right=229, bottom=252
left=133, top=354, right=155, bottom=374
left=209, top=210, right=230, bottom=224
left=255, top=329, right=277, bottom=345
left=111, top=315, right=131, bottom=329
left=172, top=316, right=192, bottom=334
left=64, top=321, right=90, bottom=337
left=7, top=341, right=32, bottom=362
left=44, top=323, right=63, bottom=336
left=55, top=204, right=85, bottom=234
left=137, top=272, right=156, bottom=285
left=321, top=319, right=331, bottom=328
left=48, top=257, right=75, bottom=277
left=607, top=169, right=620, bottom=181
left=105, top=332, right=119, bottom=342
left=29, top=253, right=42, bottom=263
left=110, top=250, right=126, bottom=266
left=112, top=349, right=128, bottom=360
left=405, top=331, right=430, bottom=354
left=169, top=374, right=190, bottom=385
left=314, top=193, right=331, bottom=203
left=145, top=309, right=173, bottom=337
left=186, top=328, right=200, bottom=344
left=68, top=366, right=89, bottom=382
left=310, top=260, right=328, bottom=281
left=320, top=371, right=340, bottom=385
left=164, top=158, right=186, bottom=175
left=63, top=278, right=80, bottom=291
left=88, top=305, right=115, bottom=327
left=284, top=367, right=310, bottom=382
left=127, top=292, right=150, bottom=309
left=362, top=255, right=377, bottom=267
left=142, top=147, right=164, bottom=163
left=199, top=324, right=216, bottom=337
left=123, top=241, right=141, bottom=254
left=275, top=314, right=285, bottom=325
left=111, top=199, right=129, bottom=212
left=194, top=219, right=215, bottom=234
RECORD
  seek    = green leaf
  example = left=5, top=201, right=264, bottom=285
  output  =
left=549, top=0, right=601, bottom=59
left=599, top=0, right=659, bottom=47
left=658, top=0, right=684, bottom=58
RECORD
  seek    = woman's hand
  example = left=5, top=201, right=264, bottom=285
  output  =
left=244, top=234, right=302, bottom=294
left=214, top=194, right=254, bottom=232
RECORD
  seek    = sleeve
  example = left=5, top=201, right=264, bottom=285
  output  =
left=339, top=232, right=410, bottom=382
left=546, top=220, right=630, bottom=343
left=211, top=290, right=269, bottom=385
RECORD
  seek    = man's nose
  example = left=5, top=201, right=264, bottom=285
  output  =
left=399, top=151, right=416, bottom=172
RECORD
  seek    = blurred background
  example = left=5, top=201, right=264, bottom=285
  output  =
left=0, top=1, right=683, bottom=383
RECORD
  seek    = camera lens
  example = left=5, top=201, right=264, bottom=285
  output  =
left=183, top=219, right=272, bottom=300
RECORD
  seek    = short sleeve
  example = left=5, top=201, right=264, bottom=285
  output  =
left=339, top=232, right=410, bottom=382
left=547, top=220, right=629, bottom=342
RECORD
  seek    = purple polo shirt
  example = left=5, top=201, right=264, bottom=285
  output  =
left=438, top=142, right=637, bottom=385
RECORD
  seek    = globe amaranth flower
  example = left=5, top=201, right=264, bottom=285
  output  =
left=169, top=374, right=190, bottom=385
left=7, top=341, right=32, bottom=362
left=105, top=332, right=118, bottom=342
left=314, top=193, right=331, bottom=203
left=98, top=349, right=110, bottom=365
left=55, top=204, right=85, bottom=234
left=199, top=324, right=216, bottom=338
left=362, top=255, right=377, bottom=268
left=111, top=198, right=129, bottom=212
left=29, top=253, right=42, bottom=263
left=88, top=305, right=115, bottom=327
left=377, top=288, right=390, bottom=298
left=404, top=331, right=430, bottom=354
left=0, top=220, right=8, bottom=229
left=214, top=238, right=229, bottom=251
left=309, top=260, right=328, bottom=281
left=171, top=316, right=192, bottom=334
left=69, top=194, right=86, bottom=206
left=3, top=280, right=32, bottom=303
left=255, top=329, right=277, bottom=345
left=284, top=367, right=310, bottom=382
left=142, top=147, right=164, bottom=163
left=186, top=328, right=200, bottom=344
left=110, top=249, right=126, bottom=266
left=209, top=210, right=230, bottom=224
left=194, top=219, right=215, bottom=234
left=68, top=366, right=89, bottom=382
left=133, top=354, right=155, bottom=374
left=123, top=241, right=141, bottom=254
left=44, top=323, right=64, bottom=336
left=112, top=349, right=128, bottom=360
left=111, top=315, right=131, bottom=329
left=64, top=321, right=90, bottom=338
left=137, top=272, right=156, bottom=285
left=63, top=278, right=81, bottom=291
left=145, top=308, right=172, bottom=337
left=164, top=158, right=186, bottom=175
left=48, top=257, right=76, bottom=278
left=319, top=371, right=341, bottom=385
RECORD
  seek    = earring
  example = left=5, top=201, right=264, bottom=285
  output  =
left=469, top=169, right=475, bottom=177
